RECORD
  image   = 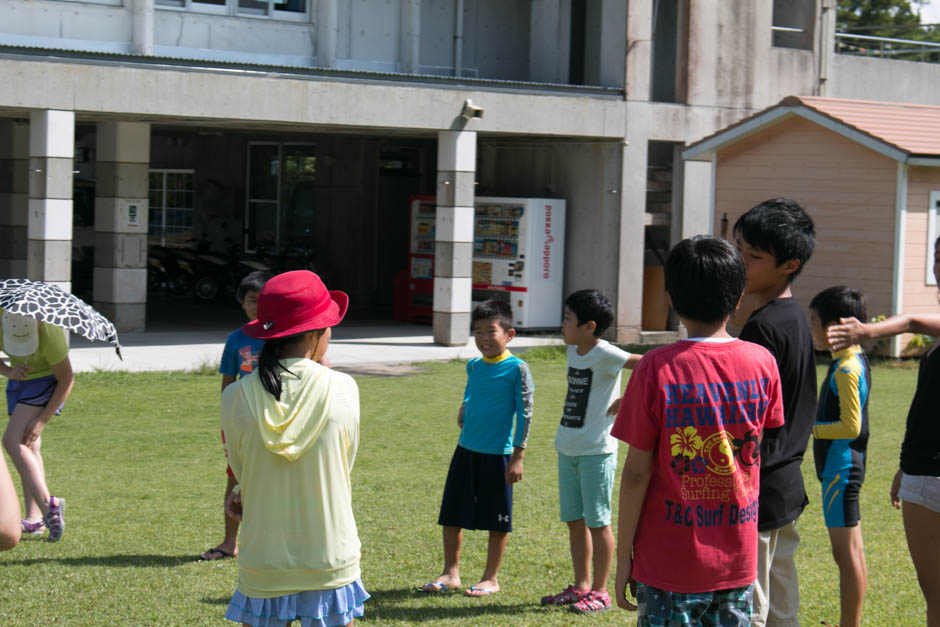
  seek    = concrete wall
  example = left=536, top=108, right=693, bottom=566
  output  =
left=829, top=55, right=940, bottom=106
left=714, top=116, right=898, bottom=320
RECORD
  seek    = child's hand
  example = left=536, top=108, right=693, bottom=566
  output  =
left=827, top=317, right=865, bottom=351
left=505, top=458, right=523, bottom=484
left=21, top=416, right=46, bottom=447
left=615, top=554, right=637, bottom=611
left=457, top=405, right=464, bottom=429
left=8, top=365, right=31, bottom=380
left=225, top=490, right=243, bottom=521
left=607, top=397, right=622, bottom=416
left=890, top=469, right=903, bottom=509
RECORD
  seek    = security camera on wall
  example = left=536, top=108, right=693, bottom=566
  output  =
left=460, top=99, right=484, bottom=120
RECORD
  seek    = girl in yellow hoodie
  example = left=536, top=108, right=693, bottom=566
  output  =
left=221, top=270, right=368, bottom=627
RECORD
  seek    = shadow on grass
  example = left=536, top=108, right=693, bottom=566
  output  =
left=201, top=596, right=232, bottom=606
left=2, top=553, right=205, bottom=568
left=364, top=587, right=544, bottom=623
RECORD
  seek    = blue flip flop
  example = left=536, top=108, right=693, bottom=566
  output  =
left=422, top=581, right=451, bottom=593
left=464, top=585, right=497, bottom=597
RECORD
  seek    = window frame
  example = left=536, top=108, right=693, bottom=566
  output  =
left=149, top=168, right=196, bottom=249
left=927, top=191, right=940, bottom=285
left=155, top=0, right=309, bottom=22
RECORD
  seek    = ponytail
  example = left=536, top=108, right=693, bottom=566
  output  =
left=256, top=329, right=327, bottom=400
left=258, top=338, right=290, bottom=400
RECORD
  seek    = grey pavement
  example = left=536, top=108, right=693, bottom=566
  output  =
left=69, top=323, right=563, bottom=373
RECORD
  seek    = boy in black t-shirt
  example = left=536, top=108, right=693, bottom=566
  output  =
left=733, top=198, right=817, bottom=627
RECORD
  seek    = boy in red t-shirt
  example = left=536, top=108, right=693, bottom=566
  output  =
left=611, top=236, right=784, bottom=625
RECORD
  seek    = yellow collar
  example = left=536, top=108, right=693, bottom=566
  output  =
left=482, top=349, right=512, bottom=364
left=831, top=345, right=863, bottom=359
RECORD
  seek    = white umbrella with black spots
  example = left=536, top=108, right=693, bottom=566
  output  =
left=0, top=278, right=122, bottom=358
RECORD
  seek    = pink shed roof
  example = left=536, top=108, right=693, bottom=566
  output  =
left=683, top=96, right=940, bottom=162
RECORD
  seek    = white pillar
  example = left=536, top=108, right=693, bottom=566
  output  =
left=28, top=110, right=74, bottom=293
left=94, top=121, right=150, bottom=332
left=399, top=0, right=421, bottom=74
left=0, top=121, right=29, bottom=278
left=131, top=0, right=155, bottom=56
left=317, top=0, right=339, bottom=69
left=626, top=0, right=653, bottom=100
left=680, top=159, right=714, bottom=239
left=434, top=130, right=476, bottom=346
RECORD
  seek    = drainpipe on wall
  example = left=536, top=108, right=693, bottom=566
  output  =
left=132, top=0, right=154, bottom=56
left=891, top=162, right=909, bottom=357
left=454, top=0, right=464, bottom=77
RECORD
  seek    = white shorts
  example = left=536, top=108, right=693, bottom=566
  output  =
left=898, top=472, right=940, bottom=514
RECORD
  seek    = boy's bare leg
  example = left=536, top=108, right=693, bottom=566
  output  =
left=23, top=436, right=43, bottom=521
left=425, top=525, right=462, bottom=590
left=828, top=525, right=867, bottom=627
left=465, top=530, right=507, bottom=595
left=902, top=502, right=940, bottom=627
left=567, top=518, right=592, bottom=590
left=207, top=474, right=240, bottom=557
left=589, top=524, right=614, bottom=592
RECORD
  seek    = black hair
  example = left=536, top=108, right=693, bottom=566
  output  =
left=665, top=235, right=746, bottom=324
left=236, top=270, right=273, bottom=304
left=257, top=329, right=325, bottom=400
left=733, top=198, right=816, bottom=282
left=564, top=289, right=614, bottom=337
left=470, top=299, right=513, bottom=331
left=809, top=286, right=867, bottom=328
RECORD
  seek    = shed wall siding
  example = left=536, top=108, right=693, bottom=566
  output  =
left=904, top=167, right=940, bottom=313
left=715, top=116, right=897, bottom=317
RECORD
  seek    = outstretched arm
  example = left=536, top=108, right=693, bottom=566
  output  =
left=828, top=314, right=940, bottom=350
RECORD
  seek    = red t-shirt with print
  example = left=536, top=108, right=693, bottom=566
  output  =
left=612, top=339, right=784, bottom=593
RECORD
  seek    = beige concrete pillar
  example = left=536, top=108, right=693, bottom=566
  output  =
left=615, top=102, right=649, bottom=343
left=399, top=0, right=421, bottom=74
left=0, top=121, right=29, bottom=278
left=433, top=130, right=476, bottom=346
left=28, top=110, right=74, bottom=292
left=626, top=0, right=653, bottom=100
left=94, top=121, right=150, bottom=332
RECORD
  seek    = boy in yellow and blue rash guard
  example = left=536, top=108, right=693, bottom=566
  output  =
left=423, top=299, right=534, bottom=599
left=809, top=286, right=871, bottom=627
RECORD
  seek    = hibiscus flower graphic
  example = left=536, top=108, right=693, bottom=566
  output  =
left=670, top=426, right=703, bottom=459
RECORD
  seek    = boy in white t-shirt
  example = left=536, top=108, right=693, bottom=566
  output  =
left=541, top=289, right=640, bottom=614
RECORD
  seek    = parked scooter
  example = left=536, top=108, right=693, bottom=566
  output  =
left=148, top=245, right=195, bottom=296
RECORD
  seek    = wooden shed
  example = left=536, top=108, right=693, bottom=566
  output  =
left=683, top=96, right=940, bottom=356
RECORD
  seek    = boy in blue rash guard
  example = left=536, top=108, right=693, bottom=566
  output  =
left=422, top=299, right=534, bottom=598
left=809, top=286, right=871, bottom=627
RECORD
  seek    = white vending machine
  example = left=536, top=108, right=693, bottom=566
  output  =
left=472, top=197, right=566, bottom=329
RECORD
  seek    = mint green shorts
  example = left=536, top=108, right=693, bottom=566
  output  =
left=557, top=452, right=617, bottom=528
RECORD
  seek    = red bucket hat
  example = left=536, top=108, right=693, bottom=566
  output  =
left=242, top=270, right=348, bottom=340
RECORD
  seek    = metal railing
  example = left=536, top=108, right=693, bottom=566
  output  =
left=835, top=30, right=940, bottom=62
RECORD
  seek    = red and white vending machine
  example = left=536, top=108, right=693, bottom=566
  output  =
left=472, top=197, right=566, bottom=329
left=396, top=196, right=566, bottom=329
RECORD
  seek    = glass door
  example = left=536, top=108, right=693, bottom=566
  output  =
left=245, top=142, right=316, bottom=253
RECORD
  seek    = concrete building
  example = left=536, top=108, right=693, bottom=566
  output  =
left=0, top=0, right=939, bottom=344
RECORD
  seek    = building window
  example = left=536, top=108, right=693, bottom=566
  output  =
left=149, top=170, right=195, bottom=248
left=772, top=0, right=815, bottom=50
left=155, top=0, right=307, bottom=20
left=927, top=191, right=940, bottom=285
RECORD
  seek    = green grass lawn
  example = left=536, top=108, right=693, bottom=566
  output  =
left=0, top=348, right=926, bottom=625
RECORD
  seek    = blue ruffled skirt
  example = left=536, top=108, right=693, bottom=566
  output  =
left=225, top=579, right=369, bottom=627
